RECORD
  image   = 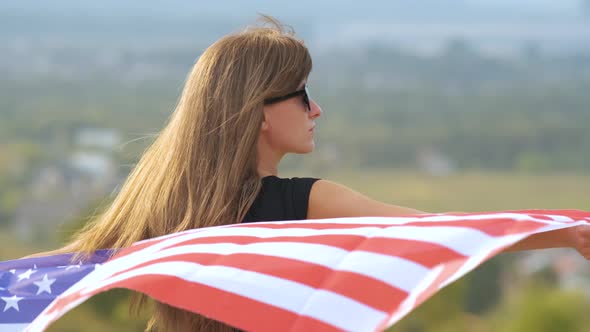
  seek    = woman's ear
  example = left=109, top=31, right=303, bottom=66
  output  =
left=260, top=108, right=270, bottom=131
left=261, top=119, right=269, bottom=131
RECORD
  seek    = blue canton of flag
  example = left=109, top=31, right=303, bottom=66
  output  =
left=0, top=250, right=113, bottom=332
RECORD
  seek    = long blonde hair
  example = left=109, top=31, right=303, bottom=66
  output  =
left=62, top=15, right=312, bottom=331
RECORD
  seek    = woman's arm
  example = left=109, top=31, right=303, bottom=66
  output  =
left=308, top=180, right=590, bottom=258
left=505, top=225, right=590, bottom=259
left=307, top=179, right=426, bottom=219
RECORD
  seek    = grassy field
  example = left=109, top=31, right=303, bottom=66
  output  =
left=313, top=169, right=590, bottom=213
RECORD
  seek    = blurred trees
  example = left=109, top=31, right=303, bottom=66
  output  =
left=488, top=280, right=590, bottom=332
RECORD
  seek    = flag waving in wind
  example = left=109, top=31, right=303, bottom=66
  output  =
left=1, top=210, right=589, bottom=332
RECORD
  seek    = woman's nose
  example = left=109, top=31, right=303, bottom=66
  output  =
left=309, top=99, right=322, bottom=118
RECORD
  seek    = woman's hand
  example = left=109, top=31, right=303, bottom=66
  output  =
left=503, top=224, right=590, bottom=256
left=565, top=224, right=590, bottom=259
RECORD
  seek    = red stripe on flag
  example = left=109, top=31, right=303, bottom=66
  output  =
left=110, top=252, right=408, bottom=313
left=159, top=235, right=468, bottom=268
left=113, top=228, right=211, bottom=256
left=374, top=258, right=470, bottom=332
left=100, top=274, right=342, bottom=332
left=415, top=259, right=467, bottom=307
left=357, top=237, right=466, bottom=268
left=403, top=218, right=545, bottom=236
left=236, top=218, right=546, bottom=236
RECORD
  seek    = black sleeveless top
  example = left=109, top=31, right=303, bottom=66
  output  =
left=243, top=176, right=320, bottom=223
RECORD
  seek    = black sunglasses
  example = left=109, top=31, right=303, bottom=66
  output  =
left=263, top=85, right=311, bottom=111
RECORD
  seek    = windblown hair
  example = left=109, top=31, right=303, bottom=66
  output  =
left=61, top=15, right=312, bottom=331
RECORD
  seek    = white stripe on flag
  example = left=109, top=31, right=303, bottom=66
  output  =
left=115, top=242, right=431, bottom=293
left=82, top=261, right=389, bottom=331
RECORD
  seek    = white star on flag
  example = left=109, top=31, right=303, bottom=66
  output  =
left=34, top=274, right=56, bottom=295
left=2, top=295, right=24, bottom=312
left=17, top=268, right=36, bottom=282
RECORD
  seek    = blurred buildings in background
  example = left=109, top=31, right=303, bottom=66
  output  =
left=2, top=1, right=590, bottom=81
left=516, top=248, right=590, bottom=296
left=13, top=128, right=123, bottom=242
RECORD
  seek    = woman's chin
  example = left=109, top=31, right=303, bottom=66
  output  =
left=294, top=144, right=315, bottom=154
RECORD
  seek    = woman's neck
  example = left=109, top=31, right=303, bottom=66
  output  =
left=256, top=145, right=283, bottom=178
left=257, top=163, right=279, bottom=177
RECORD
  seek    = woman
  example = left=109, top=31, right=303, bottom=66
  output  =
left=27, top=15, right=590, bottom=332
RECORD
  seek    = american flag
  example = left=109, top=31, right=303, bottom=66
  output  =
left=1, top=210, right=588, bottom=332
